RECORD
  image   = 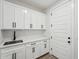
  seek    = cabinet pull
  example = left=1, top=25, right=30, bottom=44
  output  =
left=51, top=36, right=52, bottom=39
left=32, top=47, right=35, bottom=53
left=31, top=43, right=36, bottom=45
left=51, top=13, right=52, bottom=16
left=44, top=41, right=47, bottom=42
left=41, top=25, right=43, bottom=28
left=14, top=22, right=16, bottom=28
left=12, top=53, right=16, bottom=59
left=14, top=53, right=16, bottom=59
left=44, top=44, right=47, bottom=48
left=30, top=24, right=32, bottom=28
left=12, top=53, right=14, bottom=59
left=51, top=24, right=53, bottom=28
left=12, top=22, right=14, bottom=28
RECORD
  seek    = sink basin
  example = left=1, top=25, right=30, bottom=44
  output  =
left=4, top=40, right=23, bottom=45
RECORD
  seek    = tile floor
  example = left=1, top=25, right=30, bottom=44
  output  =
left=37, top=54, right=57, bottom=59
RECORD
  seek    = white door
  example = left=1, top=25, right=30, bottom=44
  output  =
left=50, top=1, right=72, bottom=59
left=3, top=1, right=15, bottom=29
left=15, top=5, right=25, bottom=29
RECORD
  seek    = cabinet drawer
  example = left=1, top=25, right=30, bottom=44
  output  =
left=1, top=45, right=25, bottom=53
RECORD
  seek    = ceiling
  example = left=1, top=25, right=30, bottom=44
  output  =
left=15, top=0, right=61, bottom=11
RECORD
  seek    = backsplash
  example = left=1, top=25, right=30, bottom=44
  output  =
left=1, top=30, right=46, bottom=44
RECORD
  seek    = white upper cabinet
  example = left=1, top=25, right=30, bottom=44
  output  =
left=30, top=10, right=46, bottom=29
left=15, top=5, right=25, bottom=29
left=2, top=1, right=15, bottom=29
left=2, top=1, right=46, bottom=30
left=2, top=1, right=25, bottom=29
left=31, top=10, right=40, bottom=29
left=25, top=8, right=31, bottom=29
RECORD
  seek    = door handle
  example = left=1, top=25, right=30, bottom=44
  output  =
left=68, top=41, right=71, bottom=44
left=68, top=37, right=71, bottom=39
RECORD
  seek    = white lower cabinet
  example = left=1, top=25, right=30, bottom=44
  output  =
left=25, top=42, right=41, bottom=59
left=1, top=45, right=26, bottom=59
left=40, top=40, right=49, bottom=55
left=1, top=51, right=13, bottom=59
left=33, top=42, right=42, bottom=59
left=26, top=43, right=34, bottom=59
left=0, top=40, right=49, bottom=59
left=43, top=40, right=49, bottom=53
left=26, top=40, right=49, bottom=59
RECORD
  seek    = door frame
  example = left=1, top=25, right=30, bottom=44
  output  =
left=72, top=0, right=78, bottom=59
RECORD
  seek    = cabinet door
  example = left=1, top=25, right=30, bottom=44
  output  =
left=15, top=5, right=25, bottom=29
left=25, top=8, right=31, bottom=29
left=40, top=14, right=46, bottom=29
left=3, top=1, right=15, bottom=29
left=43, top=40, right=49, bottom=53
left=26, top=44, right=34, bottom=59
left=15, top=46, right=25, bottom=59
left=34, top=42, right=41, bottom=59
left=40, top=41, right=45, bottom=55
left=1, top=53, right=12, bottom=59
left=31, top=10, right=43, bottom=29
left=31, top=10, right=38, bottom=29
left=40, top=40, right=49, bottom=56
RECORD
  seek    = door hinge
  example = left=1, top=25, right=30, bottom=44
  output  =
left=51, top=48, right=52, bottom=50
left=51, top=36, right=52, bottom=39
left=51, top=13, right=52, bottom=16
left=51, top=24, right=53, bottom=28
